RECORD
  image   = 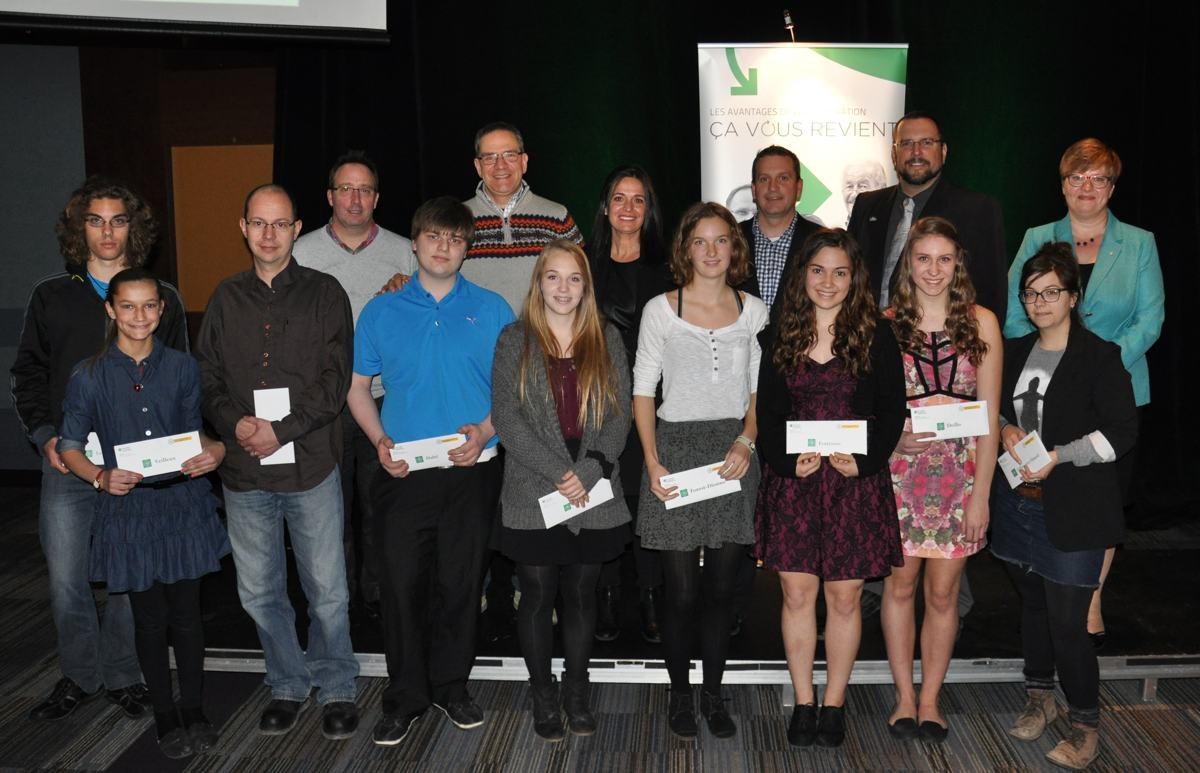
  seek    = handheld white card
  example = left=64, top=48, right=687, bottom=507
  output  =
left=83, top=432, right=103, bottom=463
left=910, top=400, right=990, bottom=440
left=786, top=420, right=868, bottom=455
left=253, top=388, right=295, bottom=465
left=114, top=431, right=202, bottom=477
left=390, top=433, right=467, bottom=471
left=660, top=462, right=741, bottom=510
left=996, top=430, right=1053, bottom=488
left=539, top=478, right=615, bottom=528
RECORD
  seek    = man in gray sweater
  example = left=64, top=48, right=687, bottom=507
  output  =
left=294, top=151, right=415, bottom=615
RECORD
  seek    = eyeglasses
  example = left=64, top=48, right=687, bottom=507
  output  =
left=476, top=150, right=523, bottom=166
left=1064, top=174, right=1112, bottom=189
left=1020, top=287, right=1066, bottom=304
left=894, top=138, right=943, bottom=152
left=330, top=184, right=376, bottom=197
left=245, top=219, right=296, bottom=232
left=83, top=214, right=130, bottom=229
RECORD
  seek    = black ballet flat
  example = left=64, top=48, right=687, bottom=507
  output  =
left=888, top=717, right=919, bottom=739
left=919, top=720, right=949, bottom=743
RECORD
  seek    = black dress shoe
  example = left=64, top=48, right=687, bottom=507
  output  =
left=28, top=677, right=101, bottom=721
left=157, top=726, right=194, bottom=760
left=259, top=698, right=307, bottom=735
left=594, top=585, right=620, bottom=642
left=373, top=710, right=423, bottom=746
left=433, top=697, right=484, bottom=729
left=788, top=703, right=818, bottom=747
left=322, top=701, right=359, bottom=740
left=640, top=587, right=662, bottom=644
left=815, top=705, right=846, bottom=747
left=919, top=719, right=949, bottom=743
left=888, top=716, right=919, bottom=739
left=106, top=683, right=151, bottom=718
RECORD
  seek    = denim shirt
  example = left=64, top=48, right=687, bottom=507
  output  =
left=58, top=338, right=203, bottom=482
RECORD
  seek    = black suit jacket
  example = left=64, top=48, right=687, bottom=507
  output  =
left=846, top=178, right=1008, bottom=321
left=737, top=215, right=822, bottom=324
left=1000, top=325, right=1138, bottom=551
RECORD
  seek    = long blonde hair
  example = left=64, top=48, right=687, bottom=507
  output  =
left=518, top=239, right=622, bottom=430
left=888, top=217, right=987, bottom=366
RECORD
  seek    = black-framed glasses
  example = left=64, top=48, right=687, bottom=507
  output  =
left=83, top=214, right=130, bottom=229
left=245, top=218, right=295, bottom=231
left=1020, top=287, right=1066, bottom=304
left=1063, top=174, right=1112, bottom=189
left=894, top=138, right=943, bottom=152
left=476, top=150, right=523, bottom=166
left=330, top=184, right=376, bottom=197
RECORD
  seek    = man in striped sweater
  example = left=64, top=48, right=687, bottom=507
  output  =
left=462, top=122, right=583, bottom=314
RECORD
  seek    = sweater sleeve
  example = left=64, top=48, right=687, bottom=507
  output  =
left=573, top=326, right=633, bottom=490
left=755, top=330, right=799, bottom=477
left=632, top=295, right=667, bottom=398
left=10, top=285, right=56, bottom=449
left=853, top=320, right=906, bottom=477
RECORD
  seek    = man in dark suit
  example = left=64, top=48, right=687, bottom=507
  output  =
left=737, top=145, right=821, bottom=317
left=847, top=111, right=1007, bottom=322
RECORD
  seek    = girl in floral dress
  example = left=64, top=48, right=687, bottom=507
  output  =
left=881, top=217, right=1002, bottom=742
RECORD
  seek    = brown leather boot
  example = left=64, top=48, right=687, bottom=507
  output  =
left=1045, top=722, right=1099, bottom=770
left=1008, top=688, right=1059, bottom=741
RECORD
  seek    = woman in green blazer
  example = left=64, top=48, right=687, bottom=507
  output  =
left=1002, top=138, right=1164, bottom=649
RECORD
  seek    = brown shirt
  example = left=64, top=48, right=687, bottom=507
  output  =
left=195, top=257, right=352, bottom=492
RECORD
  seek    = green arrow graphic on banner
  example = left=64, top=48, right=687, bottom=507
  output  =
left=798, top=163, right=832, bottom=215
left=810, top=48, right=907, bottom=84
left=725, top=48, right=757, bottom=95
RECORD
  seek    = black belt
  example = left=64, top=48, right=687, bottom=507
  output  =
left=140, top=474, right=189, bottom=490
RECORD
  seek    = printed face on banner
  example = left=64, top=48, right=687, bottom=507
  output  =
left=842, top=160, right=887, bottom=212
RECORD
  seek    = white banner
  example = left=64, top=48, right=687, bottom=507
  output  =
left=698, top=44, right=908, bottom=227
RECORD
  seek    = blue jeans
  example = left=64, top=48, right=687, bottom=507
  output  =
left=224, top=469, right=359, bottom=704
left=39, top=455, right=141, bottom=692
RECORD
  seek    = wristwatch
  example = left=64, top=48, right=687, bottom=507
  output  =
left=93, top=471, right=104, bottom=491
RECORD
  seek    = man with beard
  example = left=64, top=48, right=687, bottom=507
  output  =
left=847, top=111, right=1007, bottom=320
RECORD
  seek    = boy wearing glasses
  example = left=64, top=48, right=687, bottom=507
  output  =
left=194, top=184, right=360, bottom=741
left=13, top=177, right=188, bottom=721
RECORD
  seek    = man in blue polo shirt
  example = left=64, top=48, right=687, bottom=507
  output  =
left=347, top=196, right=514, bottom=746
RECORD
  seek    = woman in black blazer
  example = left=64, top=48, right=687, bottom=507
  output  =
left=991, top=242, right=1137, bottom=770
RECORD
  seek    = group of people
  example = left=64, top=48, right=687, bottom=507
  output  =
left=12, top=113, right=1162, bottom=770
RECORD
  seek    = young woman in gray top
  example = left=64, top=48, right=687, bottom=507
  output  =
left=492, top=240, right=632, bottom=742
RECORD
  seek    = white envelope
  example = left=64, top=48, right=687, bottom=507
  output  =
left=997, top=430, right=1053, bottom=488
left=786, top=420, right=868, bottom=455
left=113, top=431, right=202, bottom=477
left=83, top=432, right=103, bottom=464
left=390, top=433, right=467, bottom=471
left=910, top=400, right=990, bottom=440
left=253, top=388, right=295, bottom=465
left=539, top=478, right=615, bottom=528
left=660, top=462, right=742, bottom=510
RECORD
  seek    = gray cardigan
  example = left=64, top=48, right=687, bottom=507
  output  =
left=492, top=322, right=632, bottom=533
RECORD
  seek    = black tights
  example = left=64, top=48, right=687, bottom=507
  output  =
left=128, top=578, right=205, bottom=715
left=516, top=563, right=601, bottom=687
left=659, top=544, right=744, bottom=693
left=1003, top=562, right=1100, bottom=727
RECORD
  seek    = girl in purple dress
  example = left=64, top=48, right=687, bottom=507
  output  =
left=756, top=229, right=905, bottom=748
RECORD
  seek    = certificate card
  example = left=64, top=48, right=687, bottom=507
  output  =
left=660, top=462, right=741, bottom=510
left=786, top=420, right=868, bottom=455
left=114, top=431, right=202, bottom=477
left=910, top=400, right=990, bottom=440
left=390, top=433, right=467, bottom=471
left=538, top=478, right=615, bottom=528
left=84, top=432, right=103, bottom=464
left=253, top=388, right=295, bottom=465
left=997, top=430, right=1053, bottom=488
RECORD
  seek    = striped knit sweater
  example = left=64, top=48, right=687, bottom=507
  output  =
left=462, top=181, right=583, bottom=313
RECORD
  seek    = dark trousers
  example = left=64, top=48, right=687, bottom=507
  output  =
left=1004, top=562, right=1100, bottom=727
left=128, top=578, right=205, bottom=714
left=341, top=402, right=383, bottom=603
left=373, top=461, right=499, bottom=715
